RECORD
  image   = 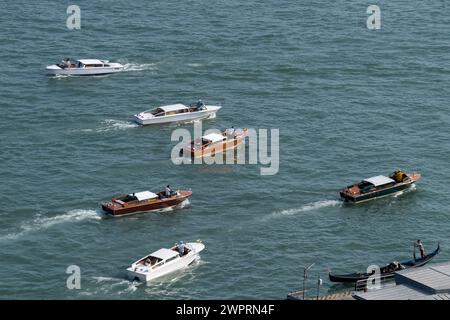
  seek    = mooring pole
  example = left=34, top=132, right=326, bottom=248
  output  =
left=302, top=263, right=315, bottom=300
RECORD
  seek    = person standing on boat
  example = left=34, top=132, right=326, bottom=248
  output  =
left=196, top=100, right=205, bottom=110
left=165, top=185, right=173, bottom=198
left=177, top=241, right=185, bottom=256
left=226, top=126, right=235, bottom=138
left=416, top=240, right=426, bottom=258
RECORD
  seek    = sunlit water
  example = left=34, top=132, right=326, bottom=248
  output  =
left=0, top=1, right=449, bottom=299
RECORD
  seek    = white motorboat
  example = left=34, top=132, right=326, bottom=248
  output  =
left=133, top=101, right=221, bottom=125
left=126, top=241, right=205, bottom=282
left=46, top=58, right=124, bottom=76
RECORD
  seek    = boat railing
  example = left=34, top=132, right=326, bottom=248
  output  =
left=354, top=274, right=395, bottom=292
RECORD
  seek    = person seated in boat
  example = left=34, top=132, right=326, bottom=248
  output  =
left=144, top=257, right=152, bottom=266
left=416, top=240, right=426, bottom=258
left=177, top=241, right=185, bottom=256
left=391, top=261, right=405, bottom=271
left=386, top=262, right=395, bottom=272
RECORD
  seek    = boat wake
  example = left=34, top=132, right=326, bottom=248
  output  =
left=270, top=200, right=342, bottom=218
left=123, top=62, right=157, bottom=72
left=393, top=184, right=417, bottom=198
left=0, top=209, right=102, bottom=241
left=177, top=198, right=191, bottom=209
left=92, top=276, right=140, bottom=295
left=80, top=119, right=138, bottom=133
left=49, top=74, right=70, bottom=79
left=155, top=198, right=191, bottom=213
left=187, top=63, right=203, bottom=68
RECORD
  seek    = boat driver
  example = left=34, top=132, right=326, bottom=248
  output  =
left=393, top=170, right=406, bottom=182
left=226, top=126, right=235, bottom=138
left=165, top=185, right=173, bottom=198
left=177, top=241, right=185, bottom=256
left=196, top=100, right=206, bottom=110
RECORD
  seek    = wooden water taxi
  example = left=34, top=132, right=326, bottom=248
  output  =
left=179, top=128, right=248, bottom=159
left=101, top=189, right=192, bottom=217
left=340, top=170, right=421, bottom=203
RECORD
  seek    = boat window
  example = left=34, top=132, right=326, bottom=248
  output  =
left=151, top=108, right=165, bottom=117
left=165, top=255, right=179, bottom=263
left=140, top=256, right=160, bottom=267
left=375, top=182, right=396, bottom=190
left=357, top=181, right=374, bottom=194
left=85, top=64, right=104, bottom=68
left=357, top=181, right=372, bottom=189
left=104, top=64, right=110, bottom=67
left=152, top=260, right=165, bottom=268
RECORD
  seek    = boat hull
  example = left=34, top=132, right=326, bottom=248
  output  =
left=329, top=243, right=440, bottom=283
left=101, top=191, right=192, bottom=217
left=46, top=65, right=124, bottom=76
left=134, top=108, right=219, bottom=125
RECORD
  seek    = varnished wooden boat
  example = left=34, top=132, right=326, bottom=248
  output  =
left=180, top=128, right=248, bottom=159
left=340, top=170, right=421, bottom=203
left=328, top=243, right=440, bottom=283
left=101, top=189, right=192, bottom=217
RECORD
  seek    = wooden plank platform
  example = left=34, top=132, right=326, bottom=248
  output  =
left=287, top=290, right=355, bottom=300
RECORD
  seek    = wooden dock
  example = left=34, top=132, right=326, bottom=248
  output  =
left=287, top=290, right=355, bottom=300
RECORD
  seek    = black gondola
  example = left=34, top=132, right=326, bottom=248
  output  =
left=328, top=243, right=440, bottom=283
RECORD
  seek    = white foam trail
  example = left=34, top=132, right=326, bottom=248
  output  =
left=393, top=184, right=417, bottom=198
left=151, top=198, right=191, bottom=213
left=177, top=198, right=191, bottom=209
left=0, top=209, right=102, bottom=241
left=50, top=74, right=69, bottom=79
left=96, top=119, right=138, bottom=132
left=187, top=63, right=203, bottom=67
left=271, top=200, right=342, bottom=217
left=123, top=63, right=157, bottom=72
left=92, top=276, right=140, bottom=294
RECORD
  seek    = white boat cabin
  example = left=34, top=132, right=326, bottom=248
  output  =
left=59, top=58, right=113, bottom=69
left=133, top=247, right=191, bottom=270
left=146, top=103, right=208, bottom=118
